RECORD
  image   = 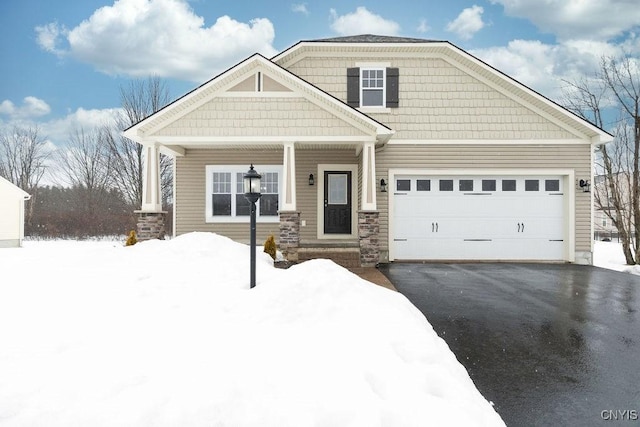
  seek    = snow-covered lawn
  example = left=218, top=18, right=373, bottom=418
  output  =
left=594, top=241, right=640, bottom=275
left=0, top=233, right=503, bottom=426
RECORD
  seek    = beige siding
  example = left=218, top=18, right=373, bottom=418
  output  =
left=176, top=148, right=359, bottom=243
left=175, top=149, right=283, bottom=242
left=285, top=56, right=577, bottom=140
left=295, top=150, right=360, bottom=241
left=375, top=144, right=592, bottom=255
left=155, top=97, right=366, bottom=138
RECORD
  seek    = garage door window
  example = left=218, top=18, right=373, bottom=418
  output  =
left=502, top=180, right=516, bottom=191
left=397, top=179, right=411, bottom=191
left=525, top=180, right=539, bottom=191
left=417, top=179, right=431, bottom=191
left=459, top=179, right=474, bottom=191
left=482, top=179, right=496, bottom=191
left=440, top=180, right=454, bottom=191
left=545, top=179, right=560, bottom=191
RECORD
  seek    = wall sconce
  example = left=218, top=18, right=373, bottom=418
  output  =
left=380, top=178, right=387, bottom=192
left=579, top=179, right=591, bottom=193
left=308, top=173, right=314, bottom=185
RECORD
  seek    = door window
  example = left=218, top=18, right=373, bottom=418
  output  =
left=328, top=174, right=348, bottom=204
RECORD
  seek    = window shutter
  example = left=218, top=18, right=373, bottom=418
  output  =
left=347, top=67, right=360, bottom=107
left=386, top=67, right=399, bottom=108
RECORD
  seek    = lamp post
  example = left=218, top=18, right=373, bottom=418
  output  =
left=243, top=164, right=262, bottom=288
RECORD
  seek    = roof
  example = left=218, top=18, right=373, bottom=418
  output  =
left=308, top=34, right=441, bottom=43
left=0, top=176, right=30, bottom=200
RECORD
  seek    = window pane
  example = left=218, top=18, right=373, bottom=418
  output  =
left=262, top=172, right=278, bottom=194
left=502, top=180, right=516, bottom=191
left=525, top=180, right=539, bottom=191
left=328, top=174, right=348, bottom=204
left=235, top=194, right=251, bottom=216
left=213, top=172, right=231, bottom=194
left=236, top=172, right=244, bottom=193
left=459, top=179, right=474, bottom=191
left=362, top=90, right=383, bottom=106
left=417, top=179, right=430, bottom=191
left=212, top=194, right=231, bottom=216
left=440, top=180, right=453, bottom=191
left=260, top=194, right=278, bottom=216
left=482, top=179, right=496, bottom=191
left=545, top=179, right=560, bottom=191
left=396, top=179, right=410, bottom=191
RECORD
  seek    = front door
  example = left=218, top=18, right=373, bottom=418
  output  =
left=324, top=171, right=352, bottom=234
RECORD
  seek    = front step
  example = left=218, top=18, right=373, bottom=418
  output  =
left=297, top=247, right=361, bottom=268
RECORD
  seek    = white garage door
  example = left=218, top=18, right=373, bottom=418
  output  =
left=392, top=175, right=565, bottom=261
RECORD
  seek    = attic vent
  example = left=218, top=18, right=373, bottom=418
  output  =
left=257, top=72, right=262, bottom=92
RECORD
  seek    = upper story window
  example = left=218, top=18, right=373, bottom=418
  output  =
left=347, top=66, right=399, bottom=109
left=361, top=68, right=385, bottom=107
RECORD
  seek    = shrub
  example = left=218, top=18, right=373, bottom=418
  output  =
left=263, top=234, right=277, bottom=260
left=125, top=230, right=138, bottom=246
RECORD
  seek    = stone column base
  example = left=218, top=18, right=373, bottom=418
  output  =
left=279, top=211, right=300, bottom=262
left=358, top=211, right=380, bottom=267
left=135, top=211, right=167, bottom=241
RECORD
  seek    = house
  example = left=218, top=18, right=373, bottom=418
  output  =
left=123, top=35, right=613, bottom=266
left=593, top=173, right=630, bottom=241
left=0, top=176, right=30, bottom=248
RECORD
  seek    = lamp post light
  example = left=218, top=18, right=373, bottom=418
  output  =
left=243, top=164, right=262, bottom=288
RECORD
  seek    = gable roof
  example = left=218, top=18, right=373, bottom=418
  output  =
left=273, top=35, right=613, bottom=144
left=0, top=176, right=30, bottom=200
left=124, top=53, right=393, bottom=146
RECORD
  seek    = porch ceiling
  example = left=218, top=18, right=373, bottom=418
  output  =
left=161, top=140, right=373, bottom=154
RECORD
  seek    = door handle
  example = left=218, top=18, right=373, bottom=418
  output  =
left=432, top=222, right=434, bottom=232
left=435, top=222, right=439, bottom=232
left=517, top=223, right=521, bottom=232
left=521, top=223, right=524, bottom=233
left=324, top=199, right=328, bottom=208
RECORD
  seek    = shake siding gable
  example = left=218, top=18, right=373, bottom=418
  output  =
left=154, top=97, right=368, bottom=138
left=284, top=56, right=578, bottom=140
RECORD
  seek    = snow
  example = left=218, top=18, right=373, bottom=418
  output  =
left=594, top=241, right=640, bottom=275
left=0, top=232, right=504, bottom=426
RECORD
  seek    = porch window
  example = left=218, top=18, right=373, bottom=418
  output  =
left=206, top=165, right=281, bottom=223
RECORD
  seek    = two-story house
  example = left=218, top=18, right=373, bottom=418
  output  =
left=124, top=35, right=612, bottom=266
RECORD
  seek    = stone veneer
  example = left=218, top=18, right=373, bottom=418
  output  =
left=135, top=211, right=166, bottom=241
left=358, top=211, right=380, bottom=267
left=279, top=211, right=300, bottom=262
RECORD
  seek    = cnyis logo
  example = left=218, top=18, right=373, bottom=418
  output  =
left=601, top=410, right=638, bottom=421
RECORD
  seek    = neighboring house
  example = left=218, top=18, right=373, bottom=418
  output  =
left=124, top=35, right=613, bottom=266
left=0, top=176, right=30, bottom=248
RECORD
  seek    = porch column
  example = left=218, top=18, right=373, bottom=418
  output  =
left=361, top=141, right=377, bottom=210
left=279, top=141, right=299, bottom=261
left=281, top=141, right=297, bottom=211
left=136, top=142, right=166, bottom=241
left=359, top=141, right=379, bottom=266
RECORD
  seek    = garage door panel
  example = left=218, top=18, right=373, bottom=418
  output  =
left=392, top=175, right=566, bottom=261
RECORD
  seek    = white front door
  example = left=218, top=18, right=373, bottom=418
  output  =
left=392, top=175, right=566, bottom=261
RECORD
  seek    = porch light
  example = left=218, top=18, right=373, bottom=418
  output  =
left=243, top=164, right=262, bottom=288
left=380, top=178, right=387, bottom=192
left=309, top=173, right=315, bottom=186
left=579, top=179, right=591, bottom=193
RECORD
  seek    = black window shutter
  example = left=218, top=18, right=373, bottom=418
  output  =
left=347, top=67, right=360, bottom=107
left=386, top=67, right=399, bottom=108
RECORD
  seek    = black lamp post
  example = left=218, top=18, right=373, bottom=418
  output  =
left=243, top=164, right=262, bottom=288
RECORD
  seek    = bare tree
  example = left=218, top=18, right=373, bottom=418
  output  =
left=54, top=126, right=113, bottom=218
left=105, top=76, right=173, bottom=208
left=0, top=125, right=49, bottom=191
left=563, top=55, right=640, bottom=264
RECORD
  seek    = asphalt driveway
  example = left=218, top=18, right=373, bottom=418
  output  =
left=379, top=263, right=640, bottom=426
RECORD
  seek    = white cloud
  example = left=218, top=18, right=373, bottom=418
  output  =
left=292, top=3, right=309, bottom=15
left=330, top=7, right=400, bottom=36
left=0, top=97, right=51, bottom=119
left=36, top=0, right=277, bottom=82
left=446, top=5, right=485, bottom=40
left=417, top=18, right=430, bottom=34
left=490, top=0, right=640, bottom=41
left=471, top=39, right=623, bottom=101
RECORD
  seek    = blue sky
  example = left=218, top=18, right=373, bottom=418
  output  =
left=1, top=0, right=639, bottom=148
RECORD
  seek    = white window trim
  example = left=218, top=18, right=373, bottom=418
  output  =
left=360, top=67, right=386, bottom=108
left=205, top=165, right=282, bottom=223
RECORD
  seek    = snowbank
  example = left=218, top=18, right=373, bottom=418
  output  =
left=0, top=232, right=503, bottom=426
left=594, top=241, right=640, bottom=275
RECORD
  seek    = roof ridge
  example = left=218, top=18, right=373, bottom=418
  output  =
left=305, top=34, right=442, bottom=43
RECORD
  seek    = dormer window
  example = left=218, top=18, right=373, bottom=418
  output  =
left=347, top=66, right=399, bottom=109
